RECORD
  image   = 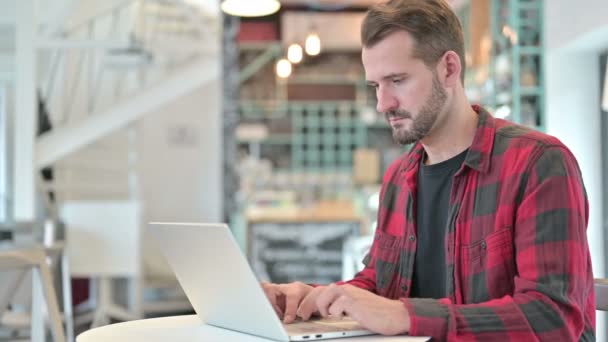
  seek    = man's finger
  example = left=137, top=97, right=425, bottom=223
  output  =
left=283, top=290, right=302, bottom=323
left=263, top=285, right=278, bottom=306
left=261, top=283, right=284, bottom=317
left=316, top=284, right=341, bottom=318
left=328, top=295, right=349, bottom=319
left=297, top=288, right=320, bottom=320
left=270, top=289, right=284, bottom=317
left=272, top=303, right=284, bottom=317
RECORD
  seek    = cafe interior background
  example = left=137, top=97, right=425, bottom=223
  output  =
left=0, top=0, right=607, bottom=340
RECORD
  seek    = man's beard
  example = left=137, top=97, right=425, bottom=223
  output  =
left=385, top=74, right=447, bottom=145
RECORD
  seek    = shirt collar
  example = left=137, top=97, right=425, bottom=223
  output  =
left=403, top=105, right=496, bottom=174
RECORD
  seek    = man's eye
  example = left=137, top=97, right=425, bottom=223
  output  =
left=392, top=78, right=403, bottom=84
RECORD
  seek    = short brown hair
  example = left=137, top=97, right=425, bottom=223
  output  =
left=362, top=0, right=466, bottom=83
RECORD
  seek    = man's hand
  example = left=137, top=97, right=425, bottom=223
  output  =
left=296, top=285, right=327, bottom=320
left=260, top=281, right=314, bottom=323
left=312, top=284, right=411, bottom=335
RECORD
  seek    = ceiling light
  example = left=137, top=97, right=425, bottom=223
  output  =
left=276, top=59, right=292, bottom=78
left=220, top=0, right=280, bottom=17
left=305, top=32, right=321, bottom=56
left=287, top=44, right=303, bottom=64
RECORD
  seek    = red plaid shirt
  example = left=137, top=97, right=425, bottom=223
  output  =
left=345, top=106, right=596, bottom=341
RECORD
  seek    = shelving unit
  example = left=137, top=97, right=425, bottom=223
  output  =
left=291, top=102, right=367, bottom=171
left=237, top=101, right=370, bottom=171
left=490, top=0, right=545, bottom=130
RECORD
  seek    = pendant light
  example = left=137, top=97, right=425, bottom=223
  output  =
left=287, top=43, right=303, bottom=64
left=276, top=58, right=292, bottom=78
left=305, top=31, right=321, bottom=56
left=221, top=0, right=280, bottom=17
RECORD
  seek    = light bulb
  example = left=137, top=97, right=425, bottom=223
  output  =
left=220, top=0, right=280, bottom=17
left=305, top=32, right=321, bottom=56
left=276, top=59, right=292, bottom=78
left=287, top=43, right=303, bottom=64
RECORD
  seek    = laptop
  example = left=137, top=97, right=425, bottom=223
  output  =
left=149, top=222, right=376, bottom=341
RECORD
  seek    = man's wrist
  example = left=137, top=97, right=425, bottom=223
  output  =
left=394, top=298, right=412, bottom=334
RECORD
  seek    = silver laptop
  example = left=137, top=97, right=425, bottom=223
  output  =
left=149, top=222, right=376, bottom=341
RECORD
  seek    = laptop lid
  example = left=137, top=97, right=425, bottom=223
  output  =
left=149, top=222, right=290, bottom=342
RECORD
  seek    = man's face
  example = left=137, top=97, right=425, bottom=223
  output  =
left=362, top=31, right=447, bottom=145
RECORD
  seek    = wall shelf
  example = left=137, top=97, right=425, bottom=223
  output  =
left=490, top=0, right=545, bottom=130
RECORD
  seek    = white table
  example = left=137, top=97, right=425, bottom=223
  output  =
left=77, top=315, right=430, bottom=341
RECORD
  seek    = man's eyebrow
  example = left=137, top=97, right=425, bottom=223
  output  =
left=366, top=73, right=409, bottom=86
left=382, top=72, right=408, bottom=80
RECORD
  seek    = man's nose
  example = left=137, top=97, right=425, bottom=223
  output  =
left=376, top=88, right=398, bottom=114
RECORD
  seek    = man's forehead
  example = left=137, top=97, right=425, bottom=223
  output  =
left=362, top=43, right=419, bottom=79
left=362, top=32, right=416, bottom=63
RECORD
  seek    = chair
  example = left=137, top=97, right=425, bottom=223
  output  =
left=0, top=244, right=66, bottom=341
left=341, top=235, right=374, bottom=281
left=61, top=200, right=142, bottom=328
left=596, top=278, right=608, bottom=311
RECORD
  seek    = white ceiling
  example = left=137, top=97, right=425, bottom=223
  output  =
left=280, top=0, right=385, bottom=5
left=279, top=0, right=469, bottom=10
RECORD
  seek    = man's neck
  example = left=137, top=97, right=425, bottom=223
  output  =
left=420, top=98, right=478, bottom=165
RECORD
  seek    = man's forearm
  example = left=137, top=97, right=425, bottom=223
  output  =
left=401, top=284, right=593, bottom=341
left=341, top=266, right=377, bottom=292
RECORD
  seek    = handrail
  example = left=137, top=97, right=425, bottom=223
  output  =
left=63, top=0, right=136, bottom=35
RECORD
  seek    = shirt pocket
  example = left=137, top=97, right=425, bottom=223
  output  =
left=373, top=231, right=403, bottom=294
left=460, top=227, right=515, bottom=303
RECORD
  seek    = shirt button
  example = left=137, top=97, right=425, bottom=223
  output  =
left=481, top=241, right=487, bottom=249
left=401, top=284, right=408, bottom=291
left=409, top=235, right=416, bottom=242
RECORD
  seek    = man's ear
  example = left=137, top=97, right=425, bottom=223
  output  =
left=438, top=51, right=462, bottom=87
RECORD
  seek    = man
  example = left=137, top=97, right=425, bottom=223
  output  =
left=262, top=0, right=596, bottom=340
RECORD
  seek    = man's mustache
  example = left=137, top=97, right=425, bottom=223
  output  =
left=385, top=110, right=412, bottom=120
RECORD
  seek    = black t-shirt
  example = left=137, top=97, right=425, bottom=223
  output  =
left=410, top=149, right=468, bottom=299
